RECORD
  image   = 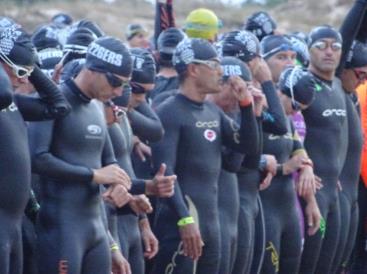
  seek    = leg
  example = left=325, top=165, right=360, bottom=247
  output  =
left=299, top=190, right=328, bottom=274
left=315, top=191, right=341, bottom=274
left=82, top=237, right=111, bottom=274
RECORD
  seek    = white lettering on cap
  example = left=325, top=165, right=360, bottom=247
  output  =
left=222, top=65, right=242, bottom=77
left=88, top=42, right=123, bottom=67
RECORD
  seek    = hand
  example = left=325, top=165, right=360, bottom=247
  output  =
left=146, top=164, right=176, bottom=197
left=52, top=62, right=63, bottom=84
left=297, top=165, right=316, bottom=197
left=228, top=76, right=253, bottom=104
left=178, top=223, right=204, bottom=261
left=314, top=175, right=323, bottom=190
left=129, top=195, right=153, bottom=214
left=139, top=218, right=159, bottom=259
left=93, top=164, right=131, bottom=189
left=103, top=184, right=132, bottom=208
left=252, top=58, right=272, bottom=83
left=282, top=155, right=304, bottom=175
left=264, top=154, right=277, bottom=176
left=259, top=172, right=273, bottom=191
left=133, top=137, right=151, bottom=162
left=304, top=197, right=322, bottom=236
left=111, top=248, right=131, bottom=274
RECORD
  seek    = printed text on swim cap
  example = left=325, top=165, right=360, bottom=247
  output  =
left=88, top=43, right=122, bottom=66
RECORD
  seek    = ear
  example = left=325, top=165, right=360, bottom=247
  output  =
left=187, top=63, right=200, bottom=79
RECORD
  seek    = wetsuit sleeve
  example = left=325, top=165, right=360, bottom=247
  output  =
left=0, top=84, right=12, bottom=110
left=30, top=120, right=94, bottom=183
left=220, top=104, right=260, bottom=156
left=221, top=147, right=244, bottom=173
left=102, top=132, right=118, bottom=166
left=151, top=105, right=190, bottom=219
left=261, top=81, right=288, bottom=135
left=290, top=121, right=305, bottom=155
left=336, top=0, right=367, bottom=75
left=130, top=179, right=147, bottom=195
left=128, top=101, right=164, bottom=143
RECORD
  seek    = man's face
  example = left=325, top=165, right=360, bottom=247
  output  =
left=193, top=58, right=223, bottom=94
left=341, top=66, right=367, bottom=91
left=94, top=72, right=130, bottom=102
left=309, top=38, right=342, bottom=74
left=128, top=33, right=149, bottom=49
left=266, top=50, right=296, bottom=83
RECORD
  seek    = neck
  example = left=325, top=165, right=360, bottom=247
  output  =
left=73, top=70, right=94, bottom=98
left=309, top=65, right=334, bottom=81
left=179, top=79, right=206, bottom=103
left=158, top=67, right=177, bottom=78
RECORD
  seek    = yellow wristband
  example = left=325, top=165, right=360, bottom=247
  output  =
left=177, top=216, right=195, bottom=227
left=111, top=243, right=119, bottom=252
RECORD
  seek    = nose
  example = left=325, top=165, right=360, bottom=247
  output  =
left=19, top=76, right=29, bottom=84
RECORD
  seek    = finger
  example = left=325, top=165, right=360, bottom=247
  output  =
left=136, top=146, right=146, bottom=162
left=156, top=163, right=167, bottom=177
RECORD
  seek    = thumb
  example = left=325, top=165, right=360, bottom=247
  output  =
left=156, top=163, right=167, bottom=177
left=144, top=237, right=151, bottom=252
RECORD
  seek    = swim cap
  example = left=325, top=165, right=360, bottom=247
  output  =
left=52, top=13, right=73, bottom=27
left=130, top=48, right=156, bottom=85
left=345, top=40, right=367, bottom=69
left=32, top=25, right=61, bottom=51
left=260, top=34, right=294, bottom=60
left=158, top=27, right=186, bottom=55
left=221, top=56, right=252, bottom=82
left=38, top=48, right=63, bottom=77
left=0, top=25, right=37, bottom=66
left=126, top=24, right=148, bottom=40
left=0, top=17, right=18, bottom=34
left=244, top=11, right=277, bottom=41
left=288, top=34, right=309, bottom=67
left=172, top=38, right=218, bottom=74
left=221, top=30, right=260, bottom=63
left=279, top=66, right=316, bottom=105
left=74, top=19, right=104, bottom=38
left=63, top=27, right=95, bottom=65
left=85, top=36, right=132, bottom=77
left=308, top=25, right=342, bottom=48
left=184, top=8, right=222, bottom=41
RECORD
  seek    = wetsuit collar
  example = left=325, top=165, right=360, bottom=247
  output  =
left=176, top=93, right=204, bottom=108
left=310, top=72, right=333, bottom=91
left=65, top=78, right=92, bottom=103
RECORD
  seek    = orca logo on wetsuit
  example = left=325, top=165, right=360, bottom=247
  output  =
left=86, top=124, right=103, bottom=139
left=195, top=120, right=219, bottom=128
left=268, top=132, right=293, bottom=140
left=322, top=109, right=346, bottom=117
left=204, top=129, right=217, bottom=142
left=0, top=102, right=18, bottom=113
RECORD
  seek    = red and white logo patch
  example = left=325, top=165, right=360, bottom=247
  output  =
left=204, top=129, right=217, bottom=142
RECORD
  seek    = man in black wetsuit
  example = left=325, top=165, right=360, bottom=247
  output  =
left=0, top=23, right=70, bottom=274
left=151, top=38, right=259, bottom=274
left=30, top=36, right=137, bottom=274
left=299, top=26, right=347, bottom=274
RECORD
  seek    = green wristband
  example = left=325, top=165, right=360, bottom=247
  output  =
left=177, top=216, right=195, bottom=227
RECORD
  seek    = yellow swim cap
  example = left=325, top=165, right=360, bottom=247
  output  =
left=184, top=8, right=222, bottom=41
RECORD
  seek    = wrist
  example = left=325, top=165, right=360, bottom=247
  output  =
left=111, top=243, right=120, bottom=252
left=177, top=216, right=195, bottom=227
left=276, top=164, right=283, bottom=176
left=239, top=97, right=252, bottom=107
left=145, top=180, right=155, bottom=196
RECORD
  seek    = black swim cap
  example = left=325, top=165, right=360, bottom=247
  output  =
left=85, top=36, right=132, bottom=77
left=32, top=25, right=61, bottom=51
left=75, top=19, right=104, bottom=38
left=130, top=48, right=156, bottom=84
left=308, top=25, right=342, bottom=48
left=0, top=25, right=37, bottom=66
left=288, top=34, right=309, bottom=67
left=220, top=30, right=260, bottom=63
left=158, top=28, right=186, bottom=55
left=279, top=66, right=316, bottom=105
left=38, top=48, right=63, bottom=77
left=345, top=40, right=367, bottom=69
left=63, top=27, right=95, bottom=65
left=172, top=38, right=218, bottom=74
left=244, top=11, right=277, bottom=41
left=260, top=34, right=294, bottom=60
left=221, top=56, right=252, bottom=82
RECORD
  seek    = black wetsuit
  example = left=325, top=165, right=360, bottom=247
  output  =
left=233, top=80, right=288, bottom=274
left=299, top=76, right=347, bottom=274
left=151, top=93, right=259, bottom=274
left=260, top=119, right=303, bottom=274
left=149, top=75, right=179, bottom=100
left=108, top=114, right=145, bottom=274
left=30, top=79, right=114, bottom=274
left=0, top=66, right=69, bottom=274
left=332, top=93, right=363, bottom=273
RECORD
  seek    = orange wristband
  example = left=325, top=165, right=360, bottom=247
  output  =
left=239, top=98, right=252, bottom=107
